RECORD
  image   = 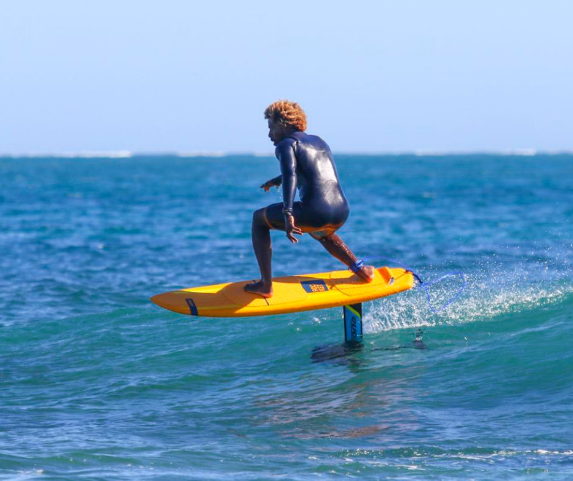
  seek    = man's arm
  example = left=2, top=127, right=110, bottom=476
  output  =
left=276, top=140, right=302, bottom=242
left=276, top=140, right=297, bottom=216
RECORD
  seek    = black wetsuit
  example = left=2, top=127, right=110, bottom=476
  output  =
left=262, top=131, right=349, bottom=238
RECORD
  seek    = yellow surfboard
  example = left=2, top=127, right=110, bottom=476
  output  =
left=151, top=266, right=415, bottom=318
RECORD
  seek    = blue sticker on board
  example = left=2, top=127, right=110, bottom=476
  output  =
left=186, top=298, right=199, bottom=316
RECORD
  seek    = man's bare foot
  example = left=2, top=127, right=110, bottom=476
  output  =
left=244, top=280, right=273, bottom=298
left=356, top=265, right=376, bottom=283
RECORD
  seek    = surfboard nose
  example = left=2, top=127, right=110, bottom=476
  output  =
left=151, top=292, right=200, bottom=316
left=150, top=294, right=161, bottom=306
left=150, top=293, right=174, bottom=311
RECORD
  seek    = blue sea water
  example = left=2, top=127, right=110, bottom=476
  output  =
left=1, top=153, right=572, bottom=480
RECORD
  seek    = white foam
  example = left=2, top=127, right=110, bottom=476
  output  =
left=364, top=270, right=573, bottom=334
left=176, top=151, right=226, bottom=158
left=500, top=149, right=537, bottom=156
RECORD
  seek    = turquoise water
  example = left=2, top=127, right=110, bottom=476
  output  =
left=1, top=154, right=573, bottom=480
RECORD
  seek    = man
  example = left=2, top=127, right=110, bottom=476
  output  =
left=245, top=100, right=375, bottom=298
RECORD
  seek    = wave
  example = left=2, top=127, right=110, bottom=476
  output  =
left=365, top=265, right=573, bottom=334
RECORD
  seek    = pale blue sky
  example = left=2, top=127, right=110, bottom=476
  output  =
left=1, top=0, right=572, bottom=154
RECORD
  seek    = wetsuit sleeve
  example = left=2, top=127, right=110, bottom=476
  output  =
left=276, top=141, right=297, bottom=215
left=272, top=175, right=282, bottom=186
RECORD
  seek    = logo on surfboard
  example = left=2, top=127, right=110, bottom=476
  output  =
left=300, top=279, right=329, bottom=293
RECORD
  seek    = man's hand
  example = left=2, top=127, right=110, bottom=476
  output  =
left=285, top=214, right=303, bottom=243
left=260, top=179, right=277, bottom=192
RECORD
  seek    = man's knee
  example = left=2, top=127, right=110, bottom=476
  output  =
left=253, top=208, right=269, bottom=227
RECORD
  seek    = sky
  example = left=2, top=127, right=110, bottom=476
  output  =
left=1, top=0, right=572, bottom=154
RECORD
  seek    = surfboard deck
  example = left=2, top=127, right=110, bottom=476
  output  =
left=151, top=266, right=415, bottom=318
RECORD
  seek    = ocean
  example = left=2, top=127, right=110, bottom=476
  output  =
left=1, top=153, right=572, bottom=480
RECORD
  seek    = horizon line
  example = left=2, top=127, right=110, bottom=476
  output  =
left=1, top=148, right=573, bottom=159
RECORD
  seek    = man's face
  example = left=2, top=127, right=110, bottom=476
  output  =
left=268, top=120, right=289, bottom=146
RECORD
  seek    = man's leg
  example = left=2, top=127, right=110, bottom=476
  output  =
left=244, top=208, right=274, bottom=297
left=314, top=233, right=375, bottom=282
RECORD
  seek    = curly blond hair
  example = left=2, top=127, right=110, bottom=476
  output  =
left=264, top=100, right=307, bottom=131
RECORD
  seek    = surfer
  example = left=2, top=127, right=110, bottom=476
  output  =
left=245, top=100, right=375, bottom=298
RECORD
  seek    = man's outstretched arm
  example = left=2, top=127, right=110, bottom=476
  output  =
left=260, top=175, right=282, bottom=192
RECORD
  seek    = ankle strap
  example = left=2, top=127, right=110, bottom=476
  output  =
left=349, top=259, right=364, bottom=274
